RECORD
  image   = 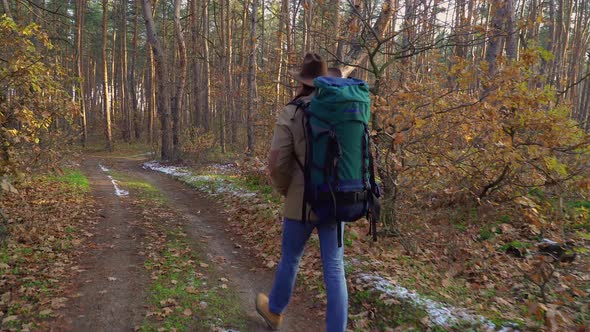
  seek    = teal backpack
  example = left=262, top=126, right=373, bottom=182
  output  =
left=290, top=76, right=381, bottom=246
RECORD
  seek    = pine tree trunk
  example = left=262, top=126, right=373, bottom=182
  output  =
left=141, top=0, right=172, bottom=159
left=121, top=0, right=130, bottom=141
left=485, top=0, right=506, bottom=76
left=102, top=0, right=113, bottom=151
left=505, top=0, right=519, bottom=60
left=190, top=0, right=201, bottom=128
left=340, top=0, right=395, bottom=77
left=76, top=0, right=88, bottom=146
left=246, top=0, right=257, bottom=153
left=131, top=0, right=141, bottom=140
left=1, top=0, right=12, bottom=18
left=172, top=0, right=186, bottom=160
left=274, top=0, right=287, bottom=114
left=202, top=0, right=211, bottom=132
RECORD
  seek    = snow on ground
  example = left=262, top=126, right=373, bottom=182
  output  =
left=108, top=176, right=129, bottom=197
left=98, top=164, right=128, bottom=197
left=210, top=163, right=238, bottom=173
left=142, top=161, right=255, bottom=198
left=358, top=273, right=519, bottom=331
left=142, top=161, right=192, bottom=177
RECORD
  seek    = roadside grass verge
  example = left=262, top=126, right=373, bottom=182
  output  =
left=46, top=168, right=90, bottom=194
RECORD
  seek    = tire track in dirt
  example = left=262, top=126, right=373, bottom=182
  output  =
left=53, top=158, right=149, bottom=331
left=109, top=156, right=324, bottom=332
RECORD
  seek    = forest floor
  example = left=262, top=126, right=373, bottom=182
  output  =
left=1, top=145, right=588, bottom=331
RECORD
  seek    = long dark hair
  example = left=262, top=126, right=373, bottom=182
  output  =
left=292, top=84, right=315, bottom=101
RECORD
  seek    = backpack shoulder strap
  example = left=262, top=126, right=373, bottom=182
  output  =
left=287, top=99, right=311, bottom=116
left=286, top=98, right=308, bottom=172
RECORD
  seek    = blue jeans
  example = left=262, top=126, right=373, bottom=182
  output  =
left=268, top=218, right=348, bottom=332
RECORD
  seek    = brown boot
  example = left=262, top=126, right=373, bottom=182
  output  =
left=255, top=293, right=283, bottom=330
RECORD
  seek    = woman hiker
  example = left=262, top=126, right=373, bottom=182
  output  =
left=255, top=53, right=348, bottom=332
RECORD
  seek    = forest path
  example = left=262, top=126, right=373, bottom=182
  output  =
left=53, top=157, right=149, bottom=331
left=109, top=155, right=323, bottom=332
left=56, top=153, right=323, bottom=332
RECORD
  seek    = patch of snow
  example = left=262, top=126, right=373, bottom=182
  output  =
left=358, top=273, right=519, bottom=331
left=107, top=175, right=129, bottom=197
left=540, top=238, right=558, bottom=245
left=98, top=163, right=128, bottom=197
left=210, top=163, right=237, bottom=172
left=143, top=161, right=256, bottom=199
left=142, top=161, right=192, bottom=177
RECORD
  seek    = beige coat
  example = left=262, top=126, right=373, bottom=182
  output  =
left=268, top=95, right=317, bottom=221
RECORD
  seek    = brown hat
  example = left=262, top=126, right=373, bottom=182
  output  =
left=292, top=53, right=327, bottom=87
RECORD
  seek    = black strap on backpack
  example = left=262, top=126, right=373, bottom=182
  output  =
left=366, top=126, right=381, bottom=242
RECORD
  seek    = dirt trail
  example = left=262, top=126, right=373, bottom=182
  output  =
left=54, top=158, right=148, bottom=331
left=55, top=154, right=323, bottom=332
left=110, top=156, right=323, bottom=332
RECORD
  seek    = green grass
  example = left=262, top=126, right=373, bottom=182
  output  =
left=140, top=232, right=245, bottom=331
left=107, top=170, right=166, bottom=204
left=499, top=240, right=532, bottom=252
left=47, top=169, right=90, bottom=193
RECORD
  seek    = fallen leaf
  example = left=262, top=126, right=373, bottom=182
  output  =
left=185, top=286, right=198, bottom=294
left=39, top=309, right=53, bottom=316
left=51, top=297, right=67, bottom=309
left=183, top=308, right=192, bottom=316
left=162, top=307, right=173, bottom=316
left=2, top=315, right=18, bottom=325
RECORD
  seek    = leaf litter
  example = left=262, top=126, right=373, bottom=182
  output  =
left=142, top=160, right=590, bottom=331
left=0, top=172, right=99, bottom=330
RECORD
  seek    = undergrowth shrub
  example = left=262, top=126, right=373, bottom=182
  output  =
left=373, top=50, right=590, bottom=233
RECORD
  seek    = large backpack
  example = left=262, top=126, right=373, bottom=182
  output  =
left=290, top=76, right=381, bottom=247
